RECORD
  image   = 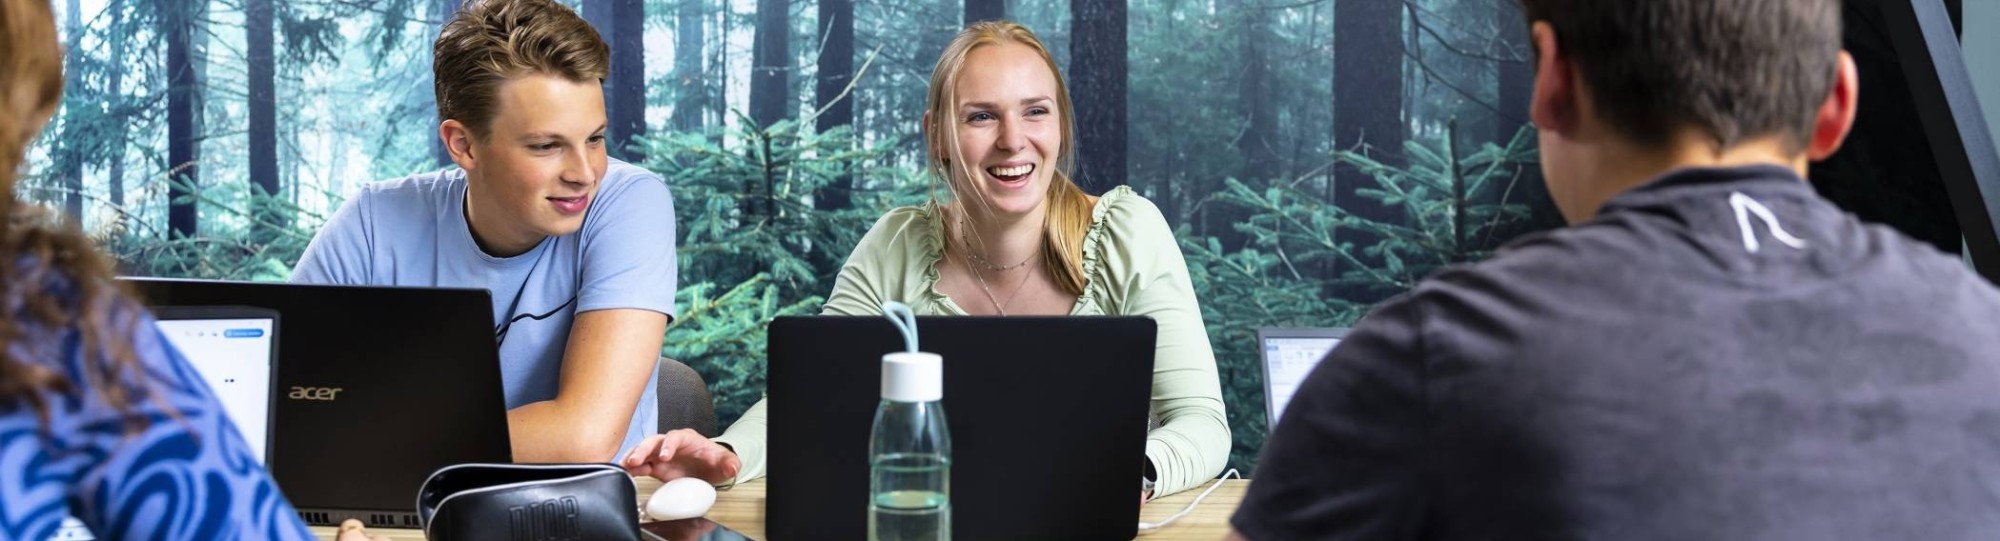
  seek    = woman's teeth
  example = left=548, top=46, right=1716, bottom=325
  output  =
left=987, top=164, right=1034, bottom=178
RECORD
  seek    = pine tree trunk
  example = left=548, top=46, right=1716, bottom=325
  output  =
left=107, top=4, right=127, bottom=209
left=613, top=0, right=645, bottom=160
left=584, top=0, right=647, bottom=161
left=1149, top=3, right=1181, bottom=229
left=1159, top=152, right=1177, bottom=229
left=1070, top=0, right=1127, bottom=195
left=59, top=0, right=83, bottom=222
left=965, top=0, right=1003, bottom=25
left=166, top=0, right=201, bottom=239
left=708, top=3, right=726, bottom=143
left=289, top=109, right=302, bottom=208
left=1231, top=7, right=1277, bottom=249
left=1333, top=0, right=1403, bottom=201
left=1495, top=0, right=1531, bottom=143
left=815, top=0, right=854, bottom=211
left=584, top=1, right=613, bottom=123
left=1331, top=0, right=1403, bottom=293
left=247, top=0, right=279, bottom=237
left=918, top=0, right=952, bottom=79
left=749, top=0, right=790, bottom=129
left=747, top=0, right=789, bottom=221
left=671, top=0, right=707, bottom=132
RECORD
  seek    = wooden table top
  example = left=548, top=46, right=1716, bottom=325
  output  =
left=311, top=476, right=1247, bottom=540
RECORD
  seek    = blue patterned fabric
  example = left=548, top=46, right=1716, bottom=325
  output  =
left=0, top=291, right=313, bottom=540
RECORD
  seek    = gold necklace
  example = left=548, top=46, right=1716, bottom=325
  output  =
left=960, top=219, right=1035, bottom=272
left=967, top=251, right=1036, bottom=316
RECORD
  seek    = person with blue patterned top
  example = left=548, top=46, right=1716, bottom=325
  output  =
left=0, top=1, right=381, bottom=539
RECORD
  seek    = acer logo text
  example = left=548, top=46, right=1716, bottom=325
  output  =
left=289, top=386, right=343, bottom=401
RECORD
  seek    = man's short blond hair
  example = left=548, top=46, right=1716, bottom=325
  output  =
left=433, top=0, right=610, bottom=139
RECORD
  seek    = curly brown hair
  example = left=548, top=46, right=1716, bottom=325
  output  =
left=0, top=0, right=149, bottom=432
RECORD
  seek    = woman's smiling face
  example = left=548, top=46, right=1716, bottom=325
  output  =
left=946, top=42, right=1065, bottom=220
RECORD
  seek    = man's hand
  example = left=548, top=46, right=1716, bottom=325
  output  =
left=621, top=428, right=742, bottom=484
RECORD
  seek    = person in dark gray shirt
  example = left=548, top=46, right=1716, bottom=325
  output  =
left=1229, top=0, right=2000, bottom=539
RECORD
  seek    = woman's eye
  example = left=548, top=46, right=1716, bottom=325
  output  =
left=587, top=135, right=606, bottom=145
left=967, top=112, right=995, bottom=123
left=1027, top=107, right=1050, bottom=117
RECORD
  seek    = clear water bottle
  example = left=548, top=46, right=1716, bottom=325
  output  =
left=869, top=352, right=951, bottom=541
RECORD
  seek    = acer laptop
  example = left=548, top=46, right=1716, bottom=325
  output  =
left=765, top=316, right=1156, bottom=541
left=124, top=278, right=513, bottom=529
left=1256, top=327, right=1346, bottom=428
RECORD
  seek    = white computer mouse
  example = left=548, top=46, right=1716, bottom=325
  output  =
left=645, top=477, right=718, bottom=521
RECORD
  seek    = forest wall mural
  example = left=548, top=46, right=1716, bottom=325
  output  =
left=24, top=0, right=1564, bottom=472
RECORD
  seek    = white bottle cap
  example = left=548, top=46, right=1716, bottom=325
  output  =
left=881, top=352, right=943, bottom=402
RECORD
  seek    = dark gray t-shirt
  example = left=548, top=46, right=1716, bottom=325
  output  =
left=1233, top=165, right=2000, bottom=540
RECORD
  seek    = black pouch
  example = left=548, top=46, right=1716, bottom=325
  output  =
left=417, top=463, right=641, bottom=541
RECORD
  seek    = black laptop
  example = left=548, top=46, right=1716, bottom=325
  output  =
left=766, top=316, right=1156, bottom=541
left=124, top=278, right=513, bottom=529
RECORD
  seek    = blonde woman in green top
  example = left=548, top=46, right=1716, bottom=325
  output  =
left=621, top=20, right=1229, bottom=500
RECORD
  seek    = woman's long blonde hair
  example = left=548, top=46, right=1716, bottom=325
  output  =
left=0, top=0, right=149, bottom=432
left=925, top=21, right=1094, bottom=296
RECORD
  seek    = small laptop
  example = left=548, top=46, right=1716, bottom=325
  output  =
left=49, top=306, right=282, bottom=541
left=152, top=306, right=281, bottom=462
left=123, top=278, right=514, bottom=529
left=1256, top=327, right=1346, bottom=428
left=765, top=316, right=1156, bottom=541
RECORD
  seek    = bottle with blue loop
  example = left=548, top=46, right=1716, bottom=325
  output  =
left=869, top=302, right=951, bottom=541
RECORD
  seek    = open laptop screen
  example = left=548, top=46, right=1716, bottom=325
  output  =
left=1258, top=328, right=1346, bottom=428
left=151, top=308, right=277, bottom=463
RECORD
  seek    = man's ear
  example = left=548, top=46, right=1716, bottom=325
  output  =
left=1528, top=21, right=1579, bottom=137
left=441, top=119, right=476, bottom=170
left=1806, top=51, right=1860, bottom=161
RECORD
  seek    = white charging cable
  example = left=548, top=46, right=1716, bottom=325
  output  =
left=1137, top=468, right=1241, bottom=532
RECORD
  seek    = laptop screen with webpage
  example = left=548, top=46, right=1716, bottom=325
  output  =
left=1258, top=328, right=1345, bottom=428
left=152, top=309, right=277, bottom=463
left=56, top=307, right=280, bottom=541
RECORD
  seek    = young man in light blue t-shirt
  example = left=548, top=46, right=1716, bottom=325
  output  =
left=292, top=0, right=675, bottom=462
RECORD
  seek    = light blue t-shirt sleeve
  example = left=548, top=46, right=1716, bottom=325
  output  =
left=291, top=188, right=374, bottom=285
left=575, top=167, right=677, bottom=319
